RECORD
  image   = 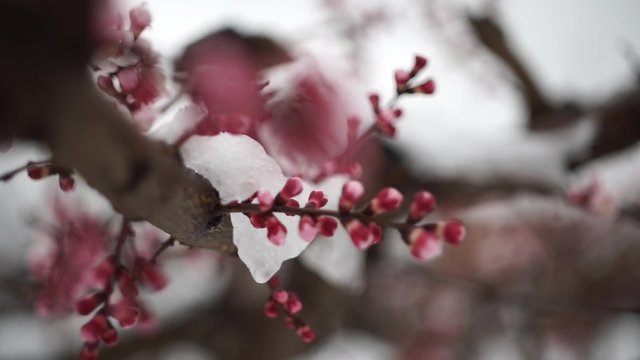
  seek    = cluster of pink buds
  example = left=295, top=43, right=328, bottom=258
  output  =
left=92, top=4, right=164, bottom=131
left=220, top=177, right=465, bottom=261
left=567, top=179, right=616, bottom=216
left=264, top=276, right=315, bottom=343
left=76, top=225, right=168, bottom=360
left=27, top=164, right=75, bottom=192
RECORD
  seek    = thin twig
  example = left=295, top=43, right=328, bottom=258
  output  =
left=0, top=159, right=53, bottom=182
left=150, top=237, right=176, bottom=265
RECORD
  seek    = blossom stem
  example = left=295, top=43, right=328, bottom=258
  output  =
left=0, top=159, right=53, bottom=181
left=149, top=237, right=176, bottom=265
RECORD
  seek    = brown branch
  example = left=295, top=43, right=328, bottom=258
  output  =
left=0, top=159, right=52, bottom=181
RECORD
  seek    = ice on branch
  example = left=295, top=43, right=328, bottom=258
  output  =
left=180, top=134, right=314, bottom=282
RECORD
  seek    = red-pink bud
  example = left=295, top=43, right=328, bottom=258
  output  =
left=278, top=177, right=304, bottom=202
left=439, top=219, right=466, bottom=245
left=408, top=191, right=436, bottom=223
left=116, top=67, right=140, bottom=94
left=317, top=216, right=338, bottom=237
left=407, top=228, right=442, bottom=260
left=272, top=289, right=289, bottom=304
left=100, top=324, right=118, bottom=346
left=410, top=55, right=428, bottom=77
left=129, top=4, right=152, bottom=37
left=140, top=262, right=168, bottom=291
left=286, top=292, right=303, bottom=314
left=299, top=215, right=318, bottom=242
left=264, top=300, right=279, bottom=319
left=80, top=343, right=99, bottom=360
left=118, top=270, right=139, bottom=300
left=369, top=187, right=403, bottom=214
left=297, top=325, right=316, bottom=343
left=110, top=299, right=139, bottom=328
left=347, top=115, right=361, bottom=142
left=75, top=293, right=103, bottom=316
left=91, top=257, right=116, bottom=288
left=256, top=190, right=275, bottom=211
left=344, top=162, right=362, bottom=179
left=267, top=275, right=281, bottom=289
left=307, top=191, right=328, bottom=209
left=81, top=314, right=109, bottom=343
left=27, top=166, right=50, bottom=180
left=395, top=70, right=410, bottom=89
left=266, top=216, right=287, bottom=246
left=369, top=93, right=380, bottom=112
left=339, top=180, right=364, bottom=212
left=345, top=219, right=380, bottom=250
left=58, top=175, right=75, bottom=192
left=415, top=79, right=436, bottom=94
left=249, top=213, right=267, bottom=228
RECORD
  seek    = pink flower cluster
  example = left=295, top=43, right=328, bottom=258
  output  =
left=92, top=3, right=164, bottom=131
left=264, top=276, right=315, bottom=343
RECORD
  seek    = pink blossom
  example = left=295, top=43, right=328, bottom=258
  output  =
left=339, top=180, right=365, bottom=212
left=408, top=191, right=436, bottom=223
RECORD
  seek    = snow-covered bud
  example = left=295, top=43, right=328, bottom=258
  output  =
left=306, top=191, right=328, bottom=209
left=406, top=227, right=442, bottom=260
left=437, top=219, right=466, bottom=245
left=369, top=187, right=403, bottom=214
left=129, top=3, right=152, bottom=37
left=298, top=215, right=318, bottom=242
left=75, top=293, right=103, bottom=316
left=410, top=55, right=428, bottom=77
left=408, top=191, right=436, bottom=223
left=266, top=216, right=287, bottom=246
left=256, top=190, right=275, bottom=211
left=414, top=79, right=436, bottom=94
left=317, top=216, right=338, bottom=237
left=116, top=67, right=139, bottom=94
left=339, top=180, right=364, bottom=213
left=278, top=177, right=303, bottom=202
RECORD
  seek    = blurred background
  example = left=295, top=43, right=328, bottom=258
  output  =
left=2, top=0, right=640, bottom=359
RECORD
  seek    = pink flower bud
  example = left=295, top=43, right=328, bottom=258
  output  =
left=345, top=162, right=362, bottom=179
left=91, top=257, right=116, bottom=288
left=81, top=313, right=109, bottom=343
left=286, top=292, right=303, bottom=314
left=267, top=275, right=281, bottom=289
left=80, top=343, right=99, bottom=360
left=438, top=219, right=466, bottom=245
left=369, top=187, right=403, bottom=214
left=27, top=166, right=50, bottom=180
left=118, top=270, right=139, bottom=300
left=408, top=191, right=436, bottom=223
left=415, top=79, right=435, bottom=94
left=140, top=261, right=168, bottom=291
left=344, top=219, right=381, bottom=250
left=368, top=93, right=380, bottom=112
left=317, top=216, right=338, bottom=237
left=307, top=191, right=328, bottom=209
left=256, top=190, right=275, bottom=211
left=264, top=300, right=279, bottom=319
left=266, top=217, right=287, bottom=246
left=410, top=55, right=428, bottom=77
left=394, top=70, right=410, bottom=90
left=299, top=215, right=319, bottom=242
left=278, top=177, right=304, bottom=202
left=110, top=298, right=140, bottom=328
left=407, top=228, right=442, bottom=260
left=347, top=115, right=360, bottom=142
left=100, top=324, right=118, bottom=346
left=75, top=293, right=103, bottom=316
left=58, top=175, right=75, bottom=192
left=249, top=213, right=267, bottom=228
left=339, top=180, right=365, bottom=212
left=129, top=4, right=152, bottom=37
left=272, top=289, right=289, bottom=304
left=285, top=199, right=300, bottom=214
left=297, top=325, right=316, bottom=343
